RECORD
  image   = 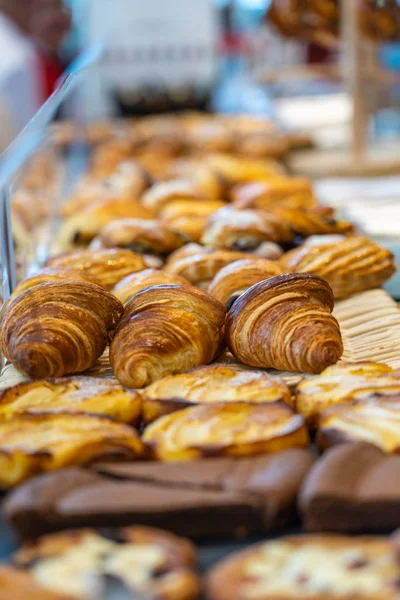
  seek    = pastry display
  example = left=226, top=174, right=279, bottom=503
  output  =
left=46, top=249, right=147, bottom=290
left=0, top=413, right=144, bottom=488
left=226, top=274, right=343, bottom=373
left=317, top=396, right=400, bottom=453
left=143, top=402, right=309, bottom=460
left=300, top=442, right=400, bottom=533
left=208, top=258, right=283, bottom=307
left=142, top=363, right=292, bottom=423
left=0, top=281, right=123, bottom=379
left=13, top=527, right=199, bottom=600
left=0, top=566, right=72, bottom=600
left=0, top=377, right=141, bottom=424
left=295, top=362, right=400, bottom=426
left=112, top=268, right=190, bottom=305
left=281, top=236, right=396, bottom=299
left=110, top=284, right=226, bottom=388
left=206, top=534, right=400, bottom=600
left=5, top=449, right=315, bottom=539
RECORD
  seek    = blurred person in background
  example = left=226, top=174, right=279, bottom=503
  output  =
left=0, top=0, right=71, bottom=153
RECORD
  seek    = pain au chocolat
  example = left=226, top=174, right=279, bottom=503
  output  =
left=143, top=402, right=309, bottom=461
left=0, top=280, right=123, bottom=379
left=226, top=273, right=343, bottom=374
left=110, top=284, right=226, bottom=388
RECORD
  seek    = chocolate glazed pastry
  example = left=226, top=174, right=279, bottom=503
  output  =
left=299, top=442, right=400, bottom=533
left=4, top=450, right=315, bottom=540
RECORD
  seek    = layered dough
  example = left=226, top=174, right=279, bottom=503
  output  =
left=112, top=268, right=190, bottom=305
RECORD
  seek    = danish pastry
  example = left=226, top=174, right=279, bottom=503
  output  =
left=110, top=284, right=226, bottom=388
left=226, top=273, right=343, bottom=374
left=141, top=180, right=202, bottom=213
left=112, top=268, right=190, bottom=304
left=0, top=566, right=71, bottom=600
left=295, top=362, right=399, bottom=426
left=46, top=249, right=147, bottom=290
left=231, top=178, right=317, bottom=211
left=206, top=534, right=400, bottom=600
left=318, top=396, right=400, bottom=453
left=0, top=413, right=144, bottom=487
left=0, top=280, right=123, bottom=379
left=0, top=377, right=141, bottom=424
left=281, top=236, right=396, bottom=299
left=14, top=527, right=199, bottom=600
left=142, top=364, right=292, bottom=423
left=208, top=258, right=283, bottom=307
left=143, top=402, right=309, bottom=460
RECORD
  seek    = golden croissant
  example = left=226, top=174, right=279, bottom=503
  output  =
left=226, top=273, right=343, bottom=374
left=208, top=258, right=283, bottom=307
left=280, top=236, right=396, bottom=299
left=0, top=280, right=123, bottom=379
left=231, top=178, right=317, bottom=211
left=110, top=284, right=226, bottom=388
left=9, top=267, right=101, bottom=302
left=46, top=248, right=147, bottom=290
left=112, top=268, right=190, bottom=305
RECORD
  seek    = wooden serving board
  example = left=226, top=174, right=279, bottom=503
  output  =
left=1, top=288, right=400, bottom=392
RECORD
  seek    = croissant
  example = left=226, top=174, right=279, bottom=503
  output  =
left=110, top=284, right=226, bottom=388
left=9, top=267, right=101, bottom=302
left=208, top=258, right=283, bottom=308
left=280, top=236, right=396, bottom=299
left=159, top=199, right=226, bottom=243
left=201, top=206, right=293, bottom=252
left=46, top=249, right=147, bottom=290
left=141, top=180, right=203, bottom=213
left=112, top=268, right=190, bottom=304
left=142, top=363, right=292, bottom=423
left=226, top=273, right=343, bottom=374
left=231, top=178, right=317, bottom=211
left=0, top=280, right=123, bottom=379
left=143, top=402, right=309, bottom=460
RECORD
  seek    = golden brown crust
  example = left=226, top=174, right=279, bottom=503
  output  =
left=143, top=402, right=309, bottom=460
left=9, top=268, right=102, bottom=302
left=0, top=377, right=141, bottom=424
left=231, top=178, right=317, bottom=211
left=208, top=258, right=283, bottom=306
left=280, top=236, right=396, bottom=299
left=206, top=534, right=399, bottom=600
left=205, top=154, right=284, bottom=188
left=0, top=413, right=144, bottom=487
left=272, top=207, right=354, bottom=238
left=46, top=249, right=147, bottom=290
left=317, top=396, right=400, bottom=453
left=0, top=280, right=123, bottom=379
left=0, top=566, right=73, bottom=600
left=159, top=199, right=226, bottom=242
left=110, top=284, right=226, bottom=388
left=112, top=268, right=190, bottom=305
left=141, top=180, right=203, bottom=213
left=14, top=527, right=199, bottom=600
left=226, top=273, right=343, bottom=374
left=295, top=362, right=398, bottom=427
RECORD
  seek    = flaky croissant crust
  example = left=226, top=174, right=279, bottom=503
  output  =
left=9, top=267, right=102, bottom=302
left=110, top=284, right=226, bottom=388
left=226, top=273, right=343, bottom=374
left=112, top=268, right=190, bottom=305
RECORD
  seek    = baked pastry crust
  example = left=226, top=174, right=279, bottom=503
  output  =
left=143, top=402, right=309, bottom=460
left=280, top=236, right=396, bottom=299
left=0, top=280, right=123, bottom=379
left=273, top=207, right=354, bottom=238
left=0, top=566, right=72, bottom=600
left=205, top=153, right=284, bottom=188
left=231, top=178, right=317, bottom=211
left=14, top=526, right=199, bottom=600
left=226, top=273, right=343, bottom=374
left=159, top=199, right=226, bottom=243
left=317, top=396, right=400, bottom=453
left=141, top=180, right=202, bottom=213
left=208, top=258, right=283, bottom=306
left=0, top=377, right=141, bottom=424
left=295, top=362, right=398, bottom=427
left=112, top=268, right=190, bottom=305
left=206, top=534, right=400, bottom=600
left=110, top=284, right=226, bottom=388
left=0, top=413, right=144, bottom=487
left=9, top=267, right=102, bottom=302
left=46, top=249, right=147, bottom=290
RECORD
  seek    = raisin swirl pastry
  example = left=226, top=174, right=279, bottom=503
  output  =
left=208, top=258, right=283, bottom=308
left=46, top=248, right=147, bottom=290
left=112, top=268, right=190, bottom=305
left=231, top=178, right=317, bottom=211
left=143, top=402, right=309, bottom=460
left=226, top=274, right=343, bottom=374
left=110, top=284, right=226, bottom=388
left=0, top=280, right=123, bottom=379
left=280, top=236, right=396, bottom=299
left=159, top=199, right=226, bottom=243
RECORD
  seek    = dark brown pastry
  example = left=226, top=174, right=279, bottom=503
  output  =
left=226, top=274, right=343, bottom=374
left=110, top=284, right=226, bottom=388
left=299, top=442, right=400, bottom=533
left=4, top=450, right=315, bottom=540
left=0, top=280, right=123, bottom=379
